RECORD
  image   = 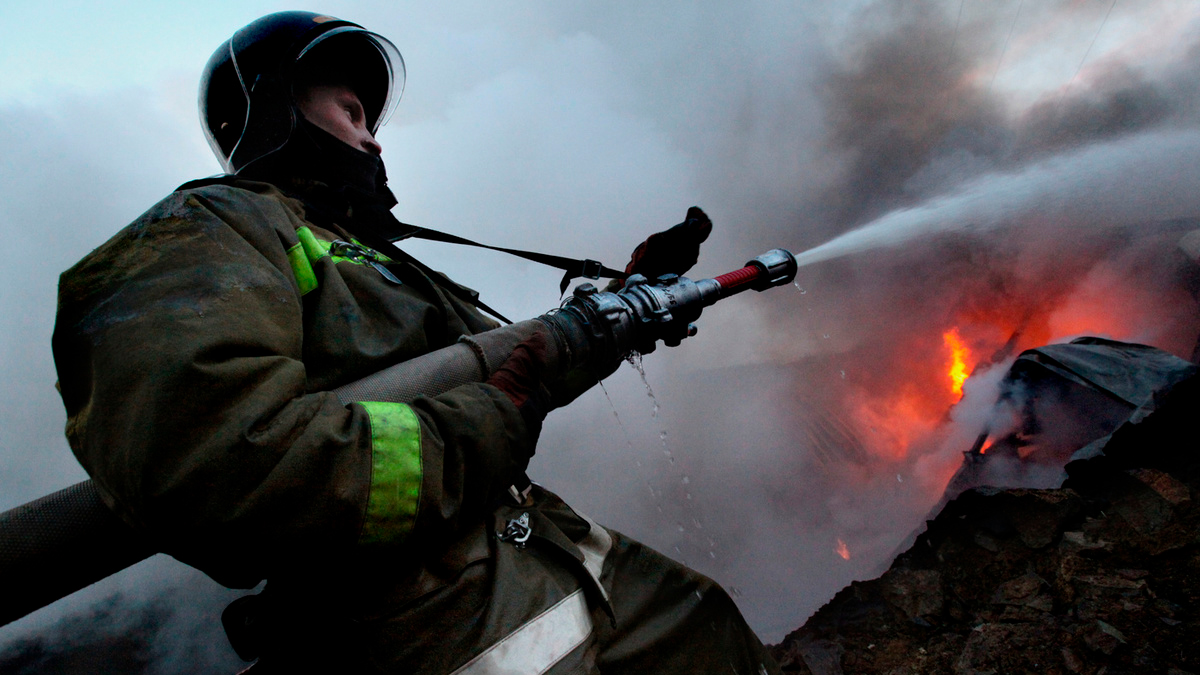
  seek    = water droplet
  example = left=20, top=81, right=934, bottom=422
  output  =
left=729, top=586, right=743, bottom=598
left=677, top=522, right=686, bottom=532
left=896, top=474, right=904, bottom=483
left=681, top=475, right=690, bottom=485
left=598, top=381, right=637, bottom=453
left=709, top=551, right=716, bottom=559
left=626, top=352, right=661, bottom=418
left=685, top=492, right=693, bottom=500
left=823, top=333, right=830, bottom=339
left=840, top=370, right=846, bottom=379
left=792, top=282, right=807, bottom=295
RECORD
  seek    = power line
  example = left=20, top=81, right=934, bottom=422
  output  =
left=989, top=0, right=1025, bottom=90
left=1066, top=0, right=1119, bottom=89
left=946, top=0, right=966, bottom=67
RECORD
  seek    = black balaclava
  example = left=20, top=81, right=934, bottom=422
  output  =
left=239, top=116, right=412, bottom=244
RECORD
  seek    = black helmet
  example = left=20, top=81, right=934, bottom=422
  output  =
left=199, top=11, right=404, bottom=174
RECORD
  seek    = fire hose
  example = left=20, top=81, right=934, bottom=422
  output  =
left=0, top=249, right=797, bottom=627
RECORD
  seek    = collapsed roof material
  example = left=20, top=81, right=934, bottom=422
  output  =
left=1010, top=336, right=1195, bottom=411
left=935, top=336, right=1195, bottom=522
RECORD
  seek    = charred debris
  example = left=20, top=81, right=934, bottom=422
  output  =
left=770, top=344, right=1200, bottom=673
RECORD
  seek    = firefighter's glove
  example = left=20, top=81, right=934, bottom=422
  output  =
left=609, top=206, right=712, bottom=290
left=487, top=331, right=555, bottom=447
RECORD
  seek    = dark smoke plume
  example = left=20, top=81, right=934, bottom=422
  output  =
left=5, top=1, right=1200, bottom=662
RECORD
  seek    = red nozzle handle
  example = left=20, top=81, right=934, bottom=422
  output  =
left=712, top=249, right=798, bottom=296
left=713, top=265, right=762, bottom=294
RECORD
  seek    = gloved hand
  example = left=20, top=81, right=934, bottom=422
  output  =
left=609, top=206, right=712, bottom=290
left=486, top=331, right=554, bottom=445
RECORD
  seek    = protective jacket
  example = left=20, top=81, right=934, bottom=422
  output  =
left=52, top=178, right=780, bottom=673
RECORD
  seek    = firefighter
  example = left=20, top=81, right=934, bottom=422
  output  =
left=52, top=11, right=780, bottom=674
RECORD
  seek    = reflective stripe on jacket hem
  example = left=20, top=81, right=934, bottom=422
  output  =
left=359, top=402, right=422, bottom=545
left=574, top=510, right=613, bottom=605
left=450, top=588, right=593, bottom=675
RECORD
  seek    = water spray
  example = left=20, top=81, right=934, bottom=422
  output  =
left=790, top=129, right=1200, bottom=271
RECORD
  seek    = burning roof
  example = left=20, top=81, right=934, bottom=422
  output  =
left=770, top=371, right=1200, bottom=673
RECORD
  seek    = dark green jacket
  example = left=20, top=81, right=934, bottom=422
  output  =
left=53, top=179, right=533, bottom=588
left=52, top=179, right=783, bottom=675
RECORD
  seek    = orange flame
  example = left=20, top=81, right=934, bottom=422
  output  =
left=943, top=328, right=971, bottom=400
left=835, top=538, right=851, bottom=560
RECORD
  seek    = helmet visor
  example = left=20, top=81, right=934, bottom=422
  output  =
left=298, top=27, right=405, bottom=134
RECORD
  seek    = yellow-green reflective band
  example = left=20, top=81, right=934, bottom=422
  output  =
left=291, top=227, right=394, bottom=293
left=296, top=226, right=328, bottom=263
left=360, top=401, right=423, bottom=545
left=286, top=241, right=318, bottom=296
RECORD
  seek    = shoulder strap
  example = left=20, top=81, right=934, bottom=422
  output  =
left=388, top=224, right=627, bottom=295
left=173, top=176, right=626, bottom=321
left=349, top=228, right=516, bottom=325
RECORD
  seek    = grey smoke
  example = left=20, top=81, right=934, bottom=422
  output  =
left=795, top=128, right=1200, bottom=269
left=4, top=0, right=1200, bottom=664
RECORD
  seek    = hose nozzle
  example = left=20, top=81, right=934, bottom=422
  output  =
left=712, top=248, right=798, bottom=296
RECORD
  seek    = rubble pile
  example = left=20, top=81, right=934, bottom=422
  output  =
left=771, top=375, right=1200, bottom=674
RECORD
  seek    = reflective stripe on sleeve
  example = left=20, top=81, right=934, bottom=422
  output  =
left=359, top=402, right=423, bottom=545
left=450, top=588, right=593, bottom=675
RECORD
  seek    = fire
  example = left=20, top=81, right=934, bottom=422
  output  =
left=943, top=328, right=971, bottom=400
left=825, top=253, right=1196, bottom=476
left=851, top=387, right=945, bottom=460
left=835, top=538, right=851, bottom=560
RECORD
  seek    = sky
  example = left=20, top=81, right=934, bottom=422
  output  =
left=3, top=0, right=1200, bottom=668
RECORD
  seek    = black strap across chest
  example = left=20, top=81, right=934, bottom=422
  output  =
left=177, top=176, right=628, bottom=325
left=386, top=223, right=627, bottom=296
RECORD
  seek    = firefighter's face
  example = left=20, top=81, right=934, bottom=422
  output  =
left=296, top=83, right=383, bottom=156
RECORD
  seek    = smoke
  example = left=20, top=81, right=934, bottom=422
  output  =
left=680, top=0, right=1200, bottom=635
left=796, top=129, right=1200, bottom=269
left=4, top=0, right=1200, bottom=663
left=572, top=0, right=1200, bottom=638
